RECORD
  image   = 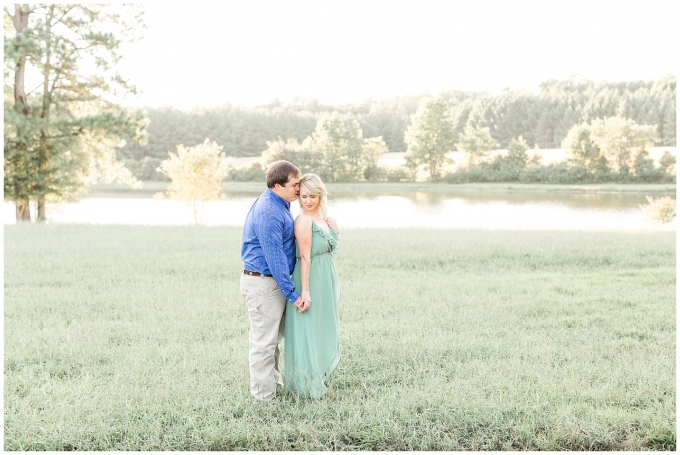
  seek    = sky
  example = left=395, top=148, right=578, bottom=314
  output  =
left=117, top=0, right=679, bottom=110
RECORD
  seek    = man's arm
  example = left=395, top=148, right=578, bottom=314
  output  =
left=256, top=215, right=300, bottom=304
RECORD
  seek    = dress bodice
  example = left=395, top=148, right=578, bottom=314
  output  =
left=296, top=219, right=339, bottom=259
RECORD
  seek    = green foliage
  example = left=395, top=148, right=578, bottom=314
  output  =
left=455, top=126, right=500, bottom=165
left=359, top=165, right=415, bottom=183
left=658, top=151, right=676, bottom=175
left=158, top=139, right=233, bottom=224
left=118, top=104, right=319, bottom=161
left=359, top=136, right=388, bottom=181
left=562, top=123, right=609, bottom=173
left=631, top=150, right=659, bottom=181
left=445, top=116, right=671, bottom=184
left=382, top=166, right=415, bottom=182
left=260, top=137, right=322, bottom=176
left=4, top=4, right=147, bottom=220
left=493, top=135, right=537, bottom=178
left=404, top=97, right=456, bottom=180
left=259, top=113, right=388, bottom=182
left=312, top=112, right=365, bottom=182
left=226, top=162, right=265, bottom=182
left=124, top=157, right=168, bottom=182
left=445, top=160, right=675, bottom=185
left=589, top=116, right=657, bottom=174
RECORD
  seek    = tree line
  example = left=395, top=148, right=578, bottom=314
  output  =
left=118, top=75, right=676, bottom=181
left=227, top=97, right=676, bottom=186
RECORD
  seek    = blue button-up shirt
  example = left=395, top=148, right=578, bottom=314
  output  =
left=241, top=189, right=299, bottom=303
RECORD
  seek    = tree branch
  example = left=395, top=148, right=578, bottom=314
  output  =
left=26, top=83, right=43, bottom=97
left=49, top=47, right=80, bottom=95
left=51, top=6, right=75, bottom=28
left=50, top=63, right=68, bottom=94
left=4, top=6, right=13, bottom=18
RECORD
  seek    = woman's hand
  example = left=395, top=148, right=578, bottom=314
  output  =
left=326, top=216, right=340, bottom=234
left=299, top=290, right=312, bottom=313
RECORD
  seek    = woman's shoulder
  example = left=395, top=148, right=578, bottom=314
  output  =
left=295, top=213, right=313, bottom=229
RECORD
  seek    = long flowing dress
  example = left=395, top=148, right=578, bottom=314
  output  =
left=285, top=219, right=341, bottom=399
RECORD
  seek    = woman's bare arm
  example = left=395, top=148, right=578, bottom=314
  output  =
left=295, top=215, right=313, bottom=312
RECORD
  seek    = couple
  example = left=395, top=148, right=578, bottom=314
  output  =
left=240, top=160, right=341, bottom=402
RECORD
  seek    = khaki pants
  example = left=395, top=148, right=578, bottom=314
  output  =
left=240, top=274, right=286, bottom=401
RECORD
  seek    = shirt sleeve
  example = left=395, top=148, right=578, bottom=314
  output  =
left=256, top=212, right=300, bottom=304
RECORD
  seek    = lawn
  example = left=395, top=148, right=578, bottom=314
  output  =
left=4, top=225, right=676, bottom=450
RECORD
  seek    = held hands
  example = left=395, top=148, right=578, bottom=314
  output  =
left=294, top=290, right=312, bottom=313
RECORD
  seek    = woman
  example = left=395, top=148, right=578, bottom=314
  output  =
left=284, top=173, right=341, bottom=399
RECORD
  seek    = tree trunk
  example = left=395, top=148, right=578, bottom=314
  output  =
left=11, top=6, right=32, bottom=218
left=15, top=200, right=31, bottom=221
left=12, top=5, right=30, bottom=115
left=14, top=56, right=28, bottom=114
left=41, top=5, right=55, bottom=120
left=37, top=195, right=47, bottom=222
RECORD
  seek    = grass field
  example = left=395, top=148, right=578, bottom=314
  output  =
left=4, top=225, right=676, bottom=450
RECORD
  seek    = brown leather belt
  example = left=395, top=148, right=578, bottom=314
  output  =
left=243, top=269, right=272, bottom=277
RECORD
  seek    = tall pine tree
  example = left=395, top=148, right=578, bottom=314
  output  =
left=4, top=4, right=147, bottom=221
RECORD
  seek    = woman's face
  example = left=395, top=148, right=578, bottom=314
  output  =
left=299, top=188, right=320, bottom=213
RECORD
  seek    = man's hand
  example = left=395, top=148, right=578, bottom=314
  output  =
left=293, top=295, right=304, bottom=310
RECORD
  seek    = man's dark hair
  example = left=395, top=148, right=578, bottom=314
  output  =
left=266, top=160, right=301, bottom=188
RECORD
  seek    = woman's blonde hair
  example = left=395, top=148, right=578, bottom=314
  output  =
left=298, top=173, right=329, bottom=219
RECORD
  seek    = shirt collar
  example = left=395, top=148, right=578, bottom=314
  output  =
left=265, top=188, right=291, bottom=210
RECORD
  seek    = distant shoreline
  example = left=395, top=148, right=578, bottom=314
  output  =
left=86, top=181, right=676, bottom=198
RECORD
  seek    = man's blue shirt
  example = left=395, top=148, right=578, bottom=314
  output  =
left=241, top=189, right=299, bottom=303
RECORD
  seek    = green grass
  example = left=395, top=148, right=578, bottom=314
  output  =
left=4, top=225, right=675, bottom=450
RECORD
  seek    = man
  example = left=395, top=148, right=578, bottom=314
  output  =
left=240, top=160, right=309, bottom=402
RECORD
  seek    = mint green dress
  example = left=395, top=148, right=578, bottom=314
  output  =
left=285, top=220, right=341, bottom=399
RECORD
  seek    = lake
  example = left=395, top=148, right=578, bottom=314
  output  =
left=3, top=190, right=675, bottom=231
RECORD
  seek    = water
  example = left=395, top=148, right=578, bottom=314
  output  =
left=3, top=191, right=675, bottom=231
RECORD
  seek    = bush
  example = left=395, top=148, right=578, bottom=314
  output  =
left=124, top=157, right=169, bottom=181
left=362, top=164, right=384, bottom=182
left=362, top=166, right=414, bottom=182
left=226, top=162, right=264, bottom=182
left=445, top=159, right=676, bottom=185
left=658, top=151, right=676, bottom=176
left=444, top=164, right=493, bottom=183
left=518, top=163, right=590, bottom=184
left=640, top=195, right=676, bottom=224
left=383, top=166, right=414, bottom=182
